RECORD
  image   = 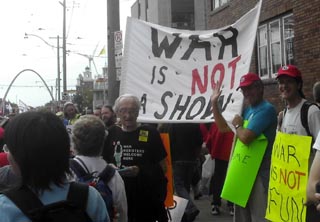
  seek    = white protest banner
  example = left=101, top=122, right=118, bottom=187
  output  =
left=121, top=1, right=262, bottom=123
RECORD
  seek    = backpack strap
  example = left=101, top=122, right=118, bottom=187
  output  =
left=70, top=158, right=90, bottom=177
left=301, top=101, right=315, bottom=137
left=4, top=183, right=89, bottom=221
left=98, top=164, right=116, bottom=183
left=67, top=182, right=89, bottom=210
left=4, top=185, right=44, bottom=220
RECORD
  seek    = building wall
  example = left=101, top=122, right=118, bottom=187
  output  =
left=206, top=0, right=320, bottom=112
left=131, top=0, right=172, bottom=27
left=194, top=0, right=207, bottom=30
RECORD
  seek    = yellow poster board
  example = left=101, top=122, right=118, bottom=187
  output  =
left=266, top=132, right=312, bottom=222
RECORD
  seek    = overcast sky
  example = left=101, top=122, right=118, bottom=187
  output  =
left=0, top=0, right=135, bottom=107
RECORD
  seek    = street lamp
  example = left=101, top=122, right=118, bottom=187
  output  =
left=24, top=33, right=61, bottom=101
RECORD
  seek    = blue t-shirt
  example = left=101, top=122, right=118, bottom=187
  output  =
left=243, top=100, right=277, bottom=157
left=0, top=183, right=110, bottom=222
left=242, top=100, right=277, bottom=190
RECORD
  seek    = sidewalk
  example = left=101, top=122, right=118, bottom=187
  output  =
left=193, top=195, right=233, bottom=222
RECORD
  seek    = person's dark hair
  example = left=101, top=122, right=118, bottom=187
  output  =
left=63, top=102, right=78, bottom=119
left=4, top=111, right=70, bottom=194
left=72, top=115, right=106, bottom=156
left=102, top=104, right=114, bottom=113
left=295, top=78, right=306, bottom=99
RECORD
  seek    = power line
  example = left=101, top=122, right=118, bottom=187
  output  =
left=0, top=85, right=76, bottom=88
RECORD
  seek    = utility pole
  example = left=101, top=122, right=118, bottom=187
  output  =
left=107, top=0, right=120, bottom=105
left=57, top=36, right=61, bottom=100
left=61, top=0, right=67, bottom=93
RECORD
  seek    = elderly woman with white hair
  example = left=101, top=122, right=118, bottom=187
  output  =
left=71, top=115, right=128, bottom=222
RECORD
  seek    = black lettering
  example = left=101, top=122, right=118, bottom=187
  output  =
left=158, top=66, right=167, bottom=84
left=154, top=91, right=172, bottom=119
left=151, top=66, right=156, bottom=84
left=242, top=155, right=250, bottom=164
left=218, top=93, right=233, bottom=112
left=151, top=66, right=167, bottom=84
left=213, top=26, right=238, bottom=59
left=181, top=35, right=212, bottom=60
left=288, top=145, right=300, bottom=167
left=140, top=94, right=147, bottom=114
left=271, top=165, right=278, bottom=181
left=169, top=95, right=191, bottom=120
left=200, top=99, right=213, bottom=120
left=151, top=28, right=182, bottom=58
left=186, top=96, right=206, bottom=119
left=267, top=187, right=280, bottom=214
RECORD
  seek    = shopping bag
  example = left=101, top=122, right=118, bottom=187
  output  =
left=167, top=195, right=188, bottom=222
left=201, top=154, right=215, bottom=179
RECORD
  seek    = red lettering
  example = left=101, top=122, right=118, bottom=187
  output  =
left=190, top=56, right=242, bottom=94
left=210, top=63, right=225, bottom=90
left=228, top=55, right=241, bottom=89
left=278, top=168, right=306, bottom=190
left=191, top=65, right=208, bottom=95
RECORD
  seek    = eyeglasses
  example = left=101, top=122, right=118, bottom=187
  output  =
left=118, top=108, right=138, bottom=115
left=3, top=144, right=9, bottom=153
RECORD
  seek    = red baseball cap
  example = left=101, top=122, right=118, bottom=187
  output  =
left=237, top=73, right=261, bottom=90
left=276, top=65, right=302, bottom=79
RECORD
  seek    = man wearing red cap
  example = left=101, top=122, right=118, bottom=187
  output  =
left=211, top=73, right=277, bottom=222
left=277, top=65, right=320, bottom=221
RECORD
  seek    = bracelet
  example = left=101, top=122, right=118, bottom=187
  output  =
left=235, top=124, right=241, bottom=129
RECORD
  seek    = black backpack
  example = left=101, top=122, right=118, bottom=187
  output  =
left=300, top=101, right=320, bottom=138
left=3, top=182, right=92, bottom=222
left=282, top=101, right=320, bottom=138
left=69, top=158, right=115, bottom=219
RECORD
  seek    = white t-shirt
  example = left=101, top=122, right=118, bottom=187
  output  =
left=281, top=99, right=320, bottom=139
left=313, top=131, right=320, bottom=151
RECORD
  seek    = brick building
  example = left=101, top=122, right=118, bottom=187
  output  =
left=207, top=0, right=320, bottom=111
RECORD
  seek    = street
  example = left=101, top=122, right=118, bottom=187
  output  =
left=193, top=195, right=233, bottom=222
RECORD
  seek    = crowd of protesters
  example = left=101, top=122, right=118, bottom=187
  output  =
left=0, top=65, right=319, bottom=222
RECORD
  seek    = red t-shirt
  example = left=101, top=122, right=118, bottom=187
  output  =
left=0, top=152, right=9, bottom=167
left=206, top=123, right=235, bottom=161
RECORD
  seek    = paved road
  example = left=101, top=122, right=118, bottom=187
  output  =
left=193, top=195, right=233, bottom=222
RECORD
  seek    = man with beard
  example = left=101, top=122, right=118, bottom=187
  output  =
left=101, top=105, right=116, bottom=129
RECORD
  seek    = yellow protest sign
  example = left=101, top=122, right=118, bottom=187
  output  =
left=266, top=132, right=312, bottom=222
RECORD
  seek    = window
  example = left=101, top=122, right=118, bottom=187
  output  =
left=283, top=15, right=295, bottom=65
left=270, top=20, right=281, bottom=75
left=258, top=25, right=268, bottom=77
left=211, top=0, right=230, bottom=10
left=257, top=14, right=294, bottom=79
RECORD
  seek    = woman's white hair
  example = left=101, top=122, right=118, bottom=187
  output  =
left=113, top=94, right=141, bottom=113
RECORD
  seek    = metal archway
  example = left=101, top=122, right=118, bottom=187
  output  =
left=2, top=69, right=55, bottom=113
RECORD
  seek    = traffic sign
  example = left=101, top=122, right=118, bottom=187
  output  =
left=114, top=31, right=123, bottom=51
